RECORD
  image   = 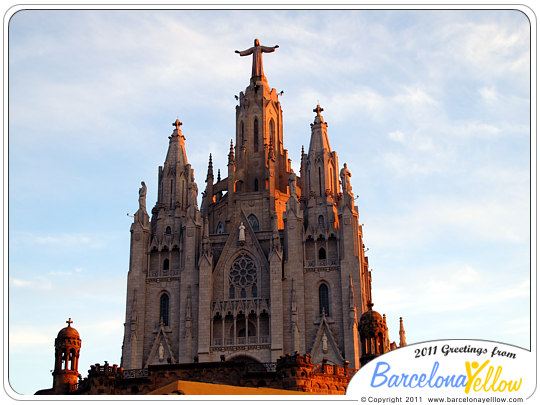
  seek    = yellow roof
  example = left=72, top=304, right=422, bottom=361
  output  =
left=148, top=380, right=321, bottom=395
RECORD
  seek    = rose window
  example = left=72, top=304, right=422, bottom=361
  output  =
left=229, top=254, right=257, bottom=298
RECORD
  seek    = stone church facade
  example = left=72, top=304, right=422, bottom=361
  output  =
left=120, top=39, right=406, bottom=376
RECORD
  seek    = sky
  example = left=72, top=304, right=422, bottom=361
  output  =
left=6, top=6, right=533, bottom=396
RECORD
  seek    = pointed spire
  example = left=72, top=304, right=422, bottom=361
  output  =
left=165, top=117, right=188, bottom=167
left=399, top=317, right=407, bottom=347
left=228, top=139, right=235, bottom=165
left=206, top=153, right=214, bottom=182
left=217, top=169, right=221, bottom=183
left=308, top=104, right=331, bottom=156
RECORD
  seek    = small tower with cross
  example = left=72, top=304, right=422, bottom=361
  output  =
left=52, top=318, right=82, bottom=394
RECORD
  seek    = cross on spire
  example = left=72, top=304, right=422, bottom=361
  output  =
left=172, top=118, right=183, bottom=130
left=66, top=318, right=73, bottom=327
left=313, top=104, right=324, bottom=116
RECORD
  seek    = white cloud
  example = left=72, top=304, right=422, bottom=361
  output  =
left=479, top=86, right=499, bottom=103
left=11, top=277, right=53, bottom=291
left=388, top=131, right=406, bottom=143
left=33, top=233, right=102, bottom=248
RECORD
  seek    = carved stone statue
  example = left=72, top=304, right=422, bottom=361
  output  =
left=238, top=222, right=246, bottom=242
left=322, top=332, right=328, bottom=354
left=188, top=181, right=198, bottom=208
left=288, top=173, right=297, bottom=199
left=158, top=343, right=165, bottom=362
left=340, top=163, right=352, bottom=194
left=235, top=39, right=279, bottom=78
left=138, top=181, right=147, bottom=211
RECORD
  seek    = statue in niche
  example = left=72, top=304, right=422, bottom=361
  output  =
left=158, top=343, right=165, bottom=362
left=238, top=222, right=246, bottom=243
left=322, top=332, right=329, bottom=354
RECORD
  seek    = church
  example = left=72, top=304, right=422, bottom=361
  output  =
left=37, top=39, right=406, bottom=395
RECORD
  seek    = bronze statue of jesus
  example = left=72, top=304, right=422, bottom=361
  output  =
left=235, top=39, right=279, bottom=79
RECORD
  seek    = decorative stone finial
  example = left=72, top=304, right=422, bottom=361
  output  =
left=172, top=118, right=183, bottom=130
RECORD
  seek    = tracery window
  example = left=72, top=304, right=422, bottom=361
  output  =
left=216, top=222, right=225, bottom=234
left=248, top=214, right=259, bottom=231
left=229, top=253, right=257, bottom=299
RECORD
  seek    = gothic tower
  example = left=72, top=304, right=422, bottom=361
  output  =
left=121, top=38, right=403, bottom=372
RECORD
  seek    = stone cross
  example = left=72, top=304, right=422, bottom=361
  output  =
left=172, top=119, right=183, bottom=130
left=235, top=39, right=279, bottom=78
left=313, top=105, right=324, bottom=116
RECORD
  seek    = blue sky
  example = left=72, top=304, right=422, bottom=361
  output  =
left=6, top=8, right=532, bottom=396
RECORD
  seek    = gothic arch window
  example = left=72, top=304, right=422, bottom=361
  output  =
left=329, top=164, right=335, bottom=194
left=240, top=121, right=245, bottom=145
left=319, top=247, right=326, bottom=260
left=165, top=226, right=171, bottom=234
left=319, top=283, right=330, bottom=316
left=248, top=214, right=259, bottom=231
left=159, top=293, right=170, bottom=326
left=318, top=166, right=323, bottom=196
left=253, top=117, right=259, bottom=152
left=254, top=178, right=259, bottom=192
left=216, top=222, right=225, bottom=234
left=163, top=258, right=169, bottom=271
left=269, top=119, right=275, bottom=150
left=229, top=253, right=257, bottom=299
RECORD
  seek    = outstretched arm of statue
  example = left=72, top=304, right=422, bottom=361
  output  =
left=261, top=45, right=279, bottom=53
left=236, top=47, right=254, bottom=56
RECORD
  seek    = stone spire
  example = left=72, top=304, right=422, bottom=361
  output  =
left=308, top=105, right=331, bottom=155
left=206, top=154, right=214, bottom=183
left=228, top=139, right=235, bottom=165
left=399, top=317, right=407, bottom=347
left=165, top=118, right=188, bottom=167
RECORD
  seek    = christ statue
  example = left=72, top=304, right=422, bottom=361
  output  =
left=235, top=39, right=279, bottom=79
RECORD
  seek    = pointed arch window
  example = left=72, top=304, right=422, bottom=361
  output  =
left=253, top=118, right=259, bottom=152
left=319, top=247, right=326, bottom=260
left=163, top=258, right=170, bottom=271
left=159, top=293, right=170, bottom=326
left=216, top=222, right=225, bottom=234
left=165, top=226, right=172, bottom=234
left=248, top=214, right=259, bottom=231
left=318, top=166, right=322, bottom=196
left=319, top=283, right=330, bottom=316
left=269, top=119, right=275, bottom=152
left=240, top=121, right=245, bottom=145
left=254, top=178, right=259, bottom=192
